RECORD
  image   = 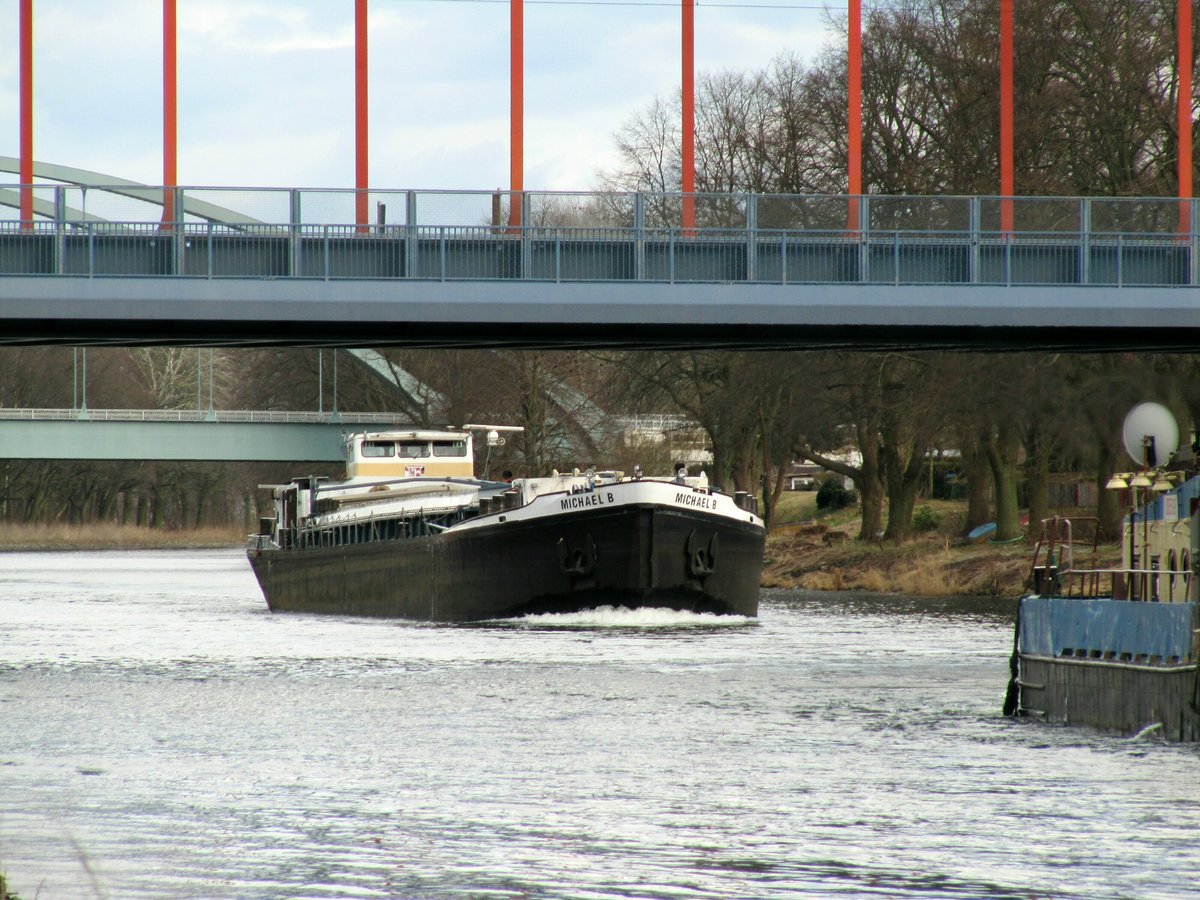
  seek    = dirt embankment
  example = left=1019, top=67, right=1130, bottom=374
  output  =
left=0, top=523, right=246, bottom=552
left=762, top=521, right=1119, bottom=597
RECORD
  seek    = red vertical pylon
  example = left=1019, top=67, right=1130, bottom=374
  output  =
left=1179, top=0, right=1193, bottom=234
left=509, top=0, right=524, bottom=229
left=355, top=0, right=369, bottom=231
left=19, top=0, right=33, bottom=229
left=163, top=0, right=177, bottom=227
left=681, top=0, right=695, bottom=232
left=847, top=0, right=862, bottom=232
left=999, top=0, right=1014, bottom=234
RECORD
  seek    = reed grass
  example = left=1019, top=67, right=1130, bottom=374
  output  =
left=0, top=522, right=245, bottom=551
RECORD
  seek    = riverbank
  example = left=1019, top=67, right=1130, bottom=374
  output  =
left=0, top=500, right=1117, bottom=599
left=763, top=525, right=1034, bottom=596
left=0, top=522, right=245, bottom=551
left=764, top=497, right=1121, bottom=597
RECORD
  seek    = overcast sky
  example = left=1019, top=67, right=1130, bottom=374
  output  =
left=0, top=0, right=842, bottom=192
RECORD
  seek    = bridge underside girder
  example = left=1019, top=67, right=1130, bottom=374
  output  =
left=0, top=419, right=390, bottom=461
left=0, top=277, right=1197, bottom=352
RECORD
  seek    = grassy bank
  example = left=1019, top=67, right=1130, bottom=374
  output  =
left=0, top=522, right=246, bottom=551
left=765, top=493, right=1119, bottom=597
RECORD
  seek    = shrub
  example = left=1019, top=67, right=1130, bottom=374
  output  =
left=816, top=478, right=854, bottom=510
left=913, top=505, right=942, bottom=533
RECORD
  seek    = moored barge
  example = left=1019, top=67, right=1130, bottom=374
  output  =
left=1005, top=475, right=1200, bottom=742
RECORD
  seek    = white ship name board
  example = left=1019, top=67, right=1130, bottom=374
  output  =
left=560, top=491, right=615, bottom=510
left=675, top=491, right=716, bottom=510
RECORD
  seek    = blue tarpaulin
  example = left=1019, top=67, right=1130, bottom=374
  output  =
left=1019, top=597, right=1196, bottom=661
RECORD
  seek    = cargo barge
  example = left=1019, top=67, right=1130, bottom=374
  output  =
left=1004, top=408, right=1200, bottom=741
left=247, top=426, right=766, bottom=622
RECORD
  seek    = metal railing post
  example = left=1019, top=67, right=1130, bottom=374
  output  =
left=746, top=193, right=758, bottom=282
left=969, top=196, right=980, bottom=283
left=1192, top=198, right=1200, bottom=286
left=781, top=231, right=788, bottom=284
left=405, top=190, right=418, bottom=277
left=1117, top=233, right=1124, bottom=287
left=172, top=187, right=185, bottom=275
left=1080, top=197, right=1091, bottom=285
left=858, top=195, right=870, bottom=282
left=87, top=221, right=95, bottom=277
left=634, top=192, right=645, bottom=281
left=520, top=193, right=532, bottom=278
left=54, top=186, right=65, bottom=274
left=323, top=225, right=331, bottom=280
left=669, top=228, right=676, bottom=283
left=207, top=221, right=214, bottom=278
left=289, top=188, right=302, bottom=277
left=439, top=226, right=447, bottom=281
left=1005, top=225, right=1013, bottom=286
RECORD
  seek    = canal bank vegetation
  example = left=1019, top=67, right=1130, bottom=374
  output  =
left=0, top=521, right=246, bottom=551
left=0, top=872, right=22, bottom=900
left=764, top=496, right=1121, bottom=598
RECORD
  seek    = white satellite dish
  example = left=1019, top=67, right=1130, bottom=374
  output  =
left=1122, top=402, right=1179, bottom=468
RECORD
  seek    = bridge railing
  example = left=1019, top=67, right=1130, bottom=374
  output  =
left=0, top=187, right=1197, bottom=286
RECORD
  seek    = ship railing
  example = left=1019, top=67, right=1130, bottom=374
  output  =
left=1036, top=564, right=1193, bottom=602
left=297, top=504, right=470, bottom=548
left=1030, top=515, right=1103, bottom=596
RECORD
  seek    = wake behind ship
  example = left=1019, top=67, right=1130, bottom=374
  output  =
left=247, top=426, right=766, bottom=622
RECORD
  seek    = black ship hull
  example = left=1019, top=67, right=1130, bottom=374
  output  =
left=248, top=500, right=764, bottom=622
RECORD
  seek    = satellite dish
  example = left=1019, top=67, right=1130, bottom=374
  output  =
left=1122, top=402, right=1179, bottom=468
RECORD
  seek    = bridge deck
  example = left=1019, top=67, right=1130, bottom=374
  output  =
left=1, top=189, right=1198, bottom=349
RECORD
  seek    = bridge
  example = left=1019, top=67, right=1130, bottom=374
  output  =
left=3, top=0, right=1198, bottom=352
left=2, top=183, right=1199, bottom=351
left=0, top=408, right=406, bottom=462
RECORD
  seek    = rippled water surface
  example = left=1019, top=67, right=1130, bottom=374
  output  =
left=2, top=549, right=1198, bottom=899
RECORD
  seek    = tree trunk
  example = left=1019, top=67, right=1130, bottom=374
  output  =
left=961, top=441, right=992, bottom=533
left=1024, top=426, right=1051, bottom=544
left=882, top=441, right=925, bottom=543
left=984, top=423, right=1022, bottom=541
left=858, top=470, right=885, bottom=542
left=1095, top=441, right=1122, bottom=542
left=793, top=437, right=882, bottom=542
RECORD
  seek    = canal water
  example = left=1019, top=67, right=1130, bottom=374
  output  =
left=1, top=550, right=1197, bottom=899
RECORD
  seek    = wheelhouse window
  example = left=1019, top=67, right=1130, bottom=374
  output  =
left=432, top=440, right=468, bottom=457
left=398, top=442, right=428, bottom=459
left=361, top=441, right=394, bottom=458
